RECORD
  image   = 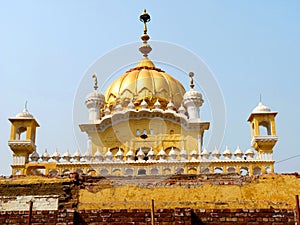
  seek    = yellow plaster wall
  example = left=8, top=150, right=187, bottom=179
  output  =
left=78, top=174, right=300, bottom=210
left=91, top=119, right=201, bottom=156
left=0, top=176, right=71, bottom=185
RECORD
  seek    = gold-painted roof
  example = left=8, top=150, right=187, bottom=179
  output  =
left=104, top=57, right=186, bottom=110
left=103, top=9, right=186, bottom=111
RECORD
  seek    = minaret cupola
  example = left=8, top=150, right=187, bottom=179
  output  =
left=183, top=72, right=204, bottom=119
left=85, top=73, right=105, bottom=122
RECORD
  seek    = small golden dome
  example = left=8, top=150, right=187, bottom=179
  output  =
left=104, top=57, right=186, bottom=110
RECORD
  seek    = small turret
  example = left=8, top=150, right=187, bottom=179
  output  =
left=8, top=104, right=40, bottom=175
left=247, top=101, right=278, bottom=162
left=85, top=73, right=105, bottom=122
left=183, top=72, right=204, bottom=120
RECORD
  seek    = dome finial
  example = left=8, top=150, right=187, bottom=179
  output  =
left=92, top=73, right=98, bottom=91
left=140, top=9, right=150, bottom=36
left=189, top=72, right=195, bottom=89
left=259, top=93, right=262, bottom=103
left=24, top=100, right=28, bottom=111
left=139, top=9, right=152, bottom=57
left=16, top=100, right=34, bottom=118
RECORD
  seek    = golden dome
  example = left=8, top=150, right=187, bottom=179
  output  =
left=104, top=57, right=186, bottom=110
left=103, top=9, right=186, bottom=111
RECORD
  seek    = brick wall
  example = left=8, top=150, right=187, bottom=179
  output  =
left=0, top=208, right=296, bottom=225
left=0, top=210, right=74, bottom=225
left=191, top=209, right=296, bottom=225
left=75, top=208, right=192, bottom=225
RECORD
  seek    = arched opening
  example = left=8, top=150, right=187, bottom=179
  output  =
left=175, top=167, right=184, bottom=174
left=112, top=168, right=121, bottom=176
left=75, top=169, right=84, bottom=175
left=214, top=167, right=223, bottom=174
left=163, top=168, right=171, bottom=175
left=136, top=129, right=140, bottom=136
left=16, top=126, right=27, bottom=140
left=201, top=167, right=210, bottom=174
left=227, top=167, right=236, bottom=173
left=188, top=167, right=197, bottom=174
left=253, top=167, right=262, bottom=175
left=87, top=169, right=97, bottom=176
left=265, top=166, right=271, bottom=174
left=49, top=169, right=58, bottom=176
left=125, top=168, right=134, bottom=176
left=240, top=167, right=248, bottom=176
left=100, top=169, right=109, bottom=176
left=14, top=170, right=21, bottom=175
left=26, top=166, right=46, bottom=175
left=62, top=169, right=70, bottom=175
left=150, top=168, right=159, bottom=175
left=259, top=121, right=271, bottom=136
left=138, top=168, right=146, bottom=175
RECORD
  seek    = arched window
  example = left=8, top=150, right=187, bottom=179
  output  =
left=62, top=169, right=70, bottom=175
left=150, top=168, right=159, bottom=175
left=125, top=168, right=134, bottom=176
left=75, top=169, right=84, bottom=175
left=138, top=168, right=146, bottom=175
left=240, top=167, right=248, bottom=176
left=201, top=167, right=210, bottom=174
left=175, top=167, right=184, bottom=174
left=163, top=168, right=171, bottom=175
left=16, top=126, right=27, bottom=140
left=188, top=167, right=197, bottom=174
left=87, top=169, right=97, bottom=176
left=259, top=121, right=271, bottom=136
left=112, top=168, right=121, bottom=176
left=227, top=167, right=236, bottom=173
left=214, top=167, right=223, bottom=174
left=253, top=167, right=262, bottom=175
left=49, top=169, right=58, bottom=176
left=265, top=166, right=271, bottom=174
left=100, top=169, right=109, bottom=176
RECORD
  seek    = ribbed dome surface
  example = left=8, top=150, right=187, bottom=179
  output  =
left=104, top=58, right=186, bottom=109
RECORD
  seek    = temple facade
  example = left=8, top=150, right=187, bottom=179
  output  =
left=8, top=10, right=278, bottom=177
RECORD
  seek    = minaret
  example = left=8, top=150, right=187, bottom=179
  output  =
left=85, top=73, right=105, bottom=122
left=8, top=103, right=39, bottom=175
left=183, top=72, right=204, bottom=120
left=247, top=101, right=278, bottom=161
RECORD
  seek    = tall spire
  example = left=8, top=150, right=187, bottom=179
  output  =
left=139, top=9, right=152, bottom=57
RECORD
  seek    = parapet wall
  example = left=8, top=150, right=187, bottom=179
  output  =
left=0, top=208, right=296, bottom=225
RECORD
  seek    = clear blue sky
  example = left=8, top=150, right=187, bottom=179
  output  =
left=0, top=1, right=299, bottom=175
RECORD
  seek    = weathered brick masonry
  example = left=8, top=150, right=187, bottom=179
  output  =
left=0, top=208, right=296, bottom=225
left=0, top=174, right=299, bottom=224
